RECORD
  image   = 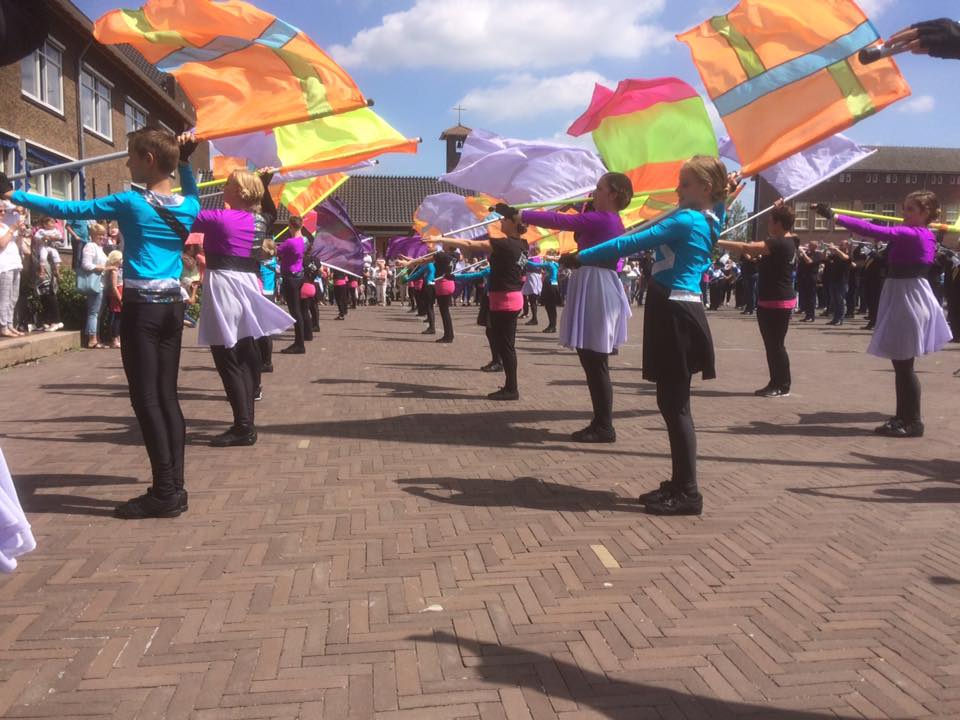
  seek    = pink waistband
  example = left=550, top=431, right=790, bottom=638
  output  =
left=758, top=298, right=797, bottom=310
left=435, top=278, right=456, bottom=296
left=488, top=290, right=523, bottom=312
left=334, top=279, right=347, bottom=286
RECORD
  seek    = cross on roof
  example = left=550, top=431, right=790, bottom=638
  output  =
left=453, top=105, right=467, bottom=124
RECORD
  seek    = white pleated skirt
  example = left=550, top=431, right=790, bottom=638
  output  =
left=868, top=277, right=952, bottom=360
left=0, top=449, right=36, bottom=573
left=198, top=269, right=295, bottom=349
left=559, top=266, right=631, bottom=354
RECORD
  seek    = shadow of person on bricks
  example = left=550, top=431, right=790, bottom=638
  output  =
left=259, top=408, right=656, bottom=448
left=14, top=473, right=138, bottom=516
left=1, top=416, right=224, bottom=446
left=408, top=631, right=851, bottom=720
left=787, top=454, right=960, bottom=503
left=546, top=378, right=756, bottom=398
left=311, top=378, right=482, bottom=401
left=399, top=476, right=647, bottom=514
left=38, top=383, right=225, bottom=403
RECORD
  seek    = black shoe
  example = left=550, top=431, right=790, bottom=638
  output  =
left=254, top=388, right=263, bottom=402
left=335, top=315, right=345, bottom=321
left=524, top=319, right=538, bottom=326
left=435, top=336, right=454, bottom=343
left=480, top=362, right=503, bottom=373
left=542, top=326, right=556, bottom=333
left=754, top=384, right=774, bottom=396
left=487, top=388, right=519, bottom=401
left=147, top=486, right=188, bottom=512
left=826, top=320, right=839, bottom=326
left=422, top=327, right=436, bottom=335
left=114, top=491, right=183, bottom=519
left=757, top=386, right=790, bottom=398
left=571, top=426, right=616, bottom=443
left=865, top=323, right=875, bottom=331
left=261, top=363, right=274, bottom=373
left=280, top=344, right=305, bottom=354
left=210, top=426, right=258, bottom=447
left=638, top=481, right=675, bottom=506
left=876, top=419, right=924, bottom=438
left=645, top=491, right=703, bottom=516
left=874, top=417, right=903, bottom=435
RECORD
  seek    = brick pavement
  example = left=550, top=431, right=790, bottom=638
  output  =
left=0, top=301, right=958, bottom=719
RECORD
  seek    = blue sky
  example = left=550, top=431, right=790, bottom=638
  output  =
left=76, top=0, right=960, bottom=181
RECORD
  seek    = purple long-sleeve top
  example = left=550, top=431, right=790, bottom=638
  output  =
left=193, top=210, right=264, bottom=260
left=835, top=215, right=936, bottom=266
left=277, top=235, right=305, bottom=274
left=521, top=209, right=625, bottom=270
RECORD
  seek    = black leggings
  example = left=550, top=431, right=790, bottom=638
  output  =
left=334, top=284, right=349, bottom=317
left=40, top=291, right=60, bottom=325
left=210, top=337, right=260, bottom=432
left=300, top=295, right=317, bottom=340
left=526, top=295, right=539, bottom=322
left=436, top=293, right=454, bottom=340
left=542, top=295, right=557, bottom=328
left=656, top=376, right=697, bottom=495
left=488, top=310, right=519, bottom=392
left=893, top=358, right=921, bottom=423
left=576, top=348, right=613, bottom=431
left=281, top=272, right=304, bottom=347
left=120, top=301, right=186, bottom=499
left=257, top=335, right=272, bottom=369
left=757, top=307, right=791, bottom=389
left=422, top=286, right=436, bottom=330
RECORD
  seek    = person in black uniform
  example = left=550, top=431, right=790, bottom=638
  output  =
left=862, top=243, right=888, bottom=331
left=797, top=241, right=821, bottom=322
left=719, top=202, right=798, bottom=397
left=739, top=253, right=758, bottom=314
left=823, top=240, right=852, bottom=325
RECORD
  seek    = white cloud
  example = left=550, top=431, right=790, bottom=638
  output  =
left=898, top=95, right=935, bottom=114
left=856, top=0, right=895, bottom=17
left=456, top=71, right=611, bottom=122
left=331, top=0, right=670, bottom=70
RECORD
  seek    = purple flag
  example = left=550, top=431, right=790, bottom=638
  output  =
left=309, top=198, right=366, bottom=277
left=360, top=237, right=374, bottom=256
left=385, top=235, right=429, bottom=260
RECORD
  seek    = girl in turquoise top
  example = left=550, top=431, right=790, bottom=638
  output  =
left=2, top=128, right=200, bottom=519
left=566, top=156, right=735, bottom=517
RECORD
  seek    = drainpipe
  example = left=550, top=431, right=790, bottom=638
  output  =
left=76, top=40, right=93, bottom=199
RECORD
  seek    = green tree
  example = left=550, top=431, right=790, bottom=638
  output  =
left=724, top=200, right=749, bottom=241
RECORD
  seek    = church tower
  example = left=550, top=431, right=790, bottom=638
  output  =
left=439, top=123, right=471, bottom=173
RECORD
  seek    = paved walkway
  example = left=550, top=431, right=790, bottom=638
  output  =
left=0, top=302, right=958, bottom=719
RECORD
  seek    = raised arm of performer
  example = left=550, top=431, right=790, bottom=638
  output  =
left=888, top=18, right=960, bottom=59
left=815, top=193, right=952, bottom=437
left=566, top=157, right=733, bottom=516
left=2, top=128, right=200, bottom=519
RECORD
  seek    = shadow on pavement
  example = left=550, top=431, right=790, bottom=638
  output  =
left=14, top=473, right=138, bottom=516
left=399, top=476, right=647, bottom=514
left=787, top=454, right=960, bottom=503
left=407, top=631, right=857, bottom=720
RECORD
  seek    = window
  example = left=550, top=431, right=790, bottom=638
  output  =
left=793, top=203, right=809, bottom=231
left=81, top=67, right=113, bottom=141
left=931, top=175, right=944, bottom=185
left=21, top=39, right=63, bottom=113
left=950, top=176, right=959, bottom=186
left=124, top=99, right=148, bottom=136
left=813, top=202, right=829, bottom=230
left=906, top=174, right=918, bottom=184
left=945, top=205, right=959, bottom=225
left=882, top=203, right=897, bottom=219
left=885, top=174, right=898, bottom=184
left=837, top=173, right=853, bottom=184
left=865, top=174, right=880, bottom=184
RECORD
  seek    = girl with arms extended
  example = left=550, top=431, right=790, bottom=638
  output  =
left=814, top=193, right=952, bottom=437
left=564, top=157, right=734, bottom=516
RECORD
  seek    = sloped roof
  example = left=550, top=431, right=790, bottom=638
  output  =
left=196, top=173, right=474, bottom=228
left=852, top=146, right=960, bottom=173
left=439, top=124, right=472, bottom=140
left=332, top=175, right=476, bottom=227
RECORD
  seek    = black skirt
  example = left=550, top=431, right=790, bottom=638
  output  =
left=539, top=284, right=561, bottom=306
left=643, top=280, right=716, bottom=382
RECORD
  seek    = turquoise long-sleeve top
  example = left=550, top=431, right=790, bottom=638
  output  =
left=526, top=258, right=559, bottom=285
left=12, top=163, right=200, bottom=283
left=457, top=267, right=491, bottom=289
left=578, top=205, right=725, bottom=295
left=407, top=262, right=435, bottom=285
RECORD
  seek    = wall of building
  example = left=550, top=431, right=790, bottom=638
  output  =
left=0, top=9, right=208, bottom=202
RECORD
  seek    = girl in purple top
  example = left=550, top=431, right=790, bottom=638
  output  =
left=192, top=169, right=294, bottom=447
left=277, top=216, right=309, bottom=353
left=815, top=191, right=952, bottom=438
left=511, top=172, right=634, bottom=443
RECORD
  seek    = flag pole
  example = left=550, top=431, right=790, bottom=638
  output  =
left=272, top=185, right=342, bottom=241
left=451, top=259, right=488, bottom=276
left=317, top=261, right=363, bottom=279
left=7, top=150, right=130, bottom=181
left=510, top=187, right=676, bottom=211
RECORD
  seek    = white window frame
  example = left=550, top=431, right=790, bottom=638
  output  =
left=124, top=98, right=149, bottom=137
left=81, top=65, right=114, bottom=142
left=793, top=202, right=810, bottom=231
left=21, top=38, right=65, bottom=115
left=945, top=204, right=960, bottom=225
left=813, top=201, right=829, bottom=231
left=885, top=174, right=897, bottom=184
left=882, top=202, right=897, bottom=219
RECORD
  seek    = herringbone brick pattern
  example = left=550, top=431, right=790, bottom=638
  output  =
left=0, top=304, right=959, bottom=719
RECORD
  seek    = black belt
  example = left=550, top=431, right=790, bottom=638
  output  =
left=122, top=286, right=181, bottom=304
left=206, top=255, right=259, bottom=274
left=887, top=264, right=930, bottom=279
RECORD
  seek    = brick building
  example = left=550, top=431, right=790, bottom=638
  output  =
left=754, top=146, right=960, bottom=242
left=0, top=0, right=208, bottom=204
